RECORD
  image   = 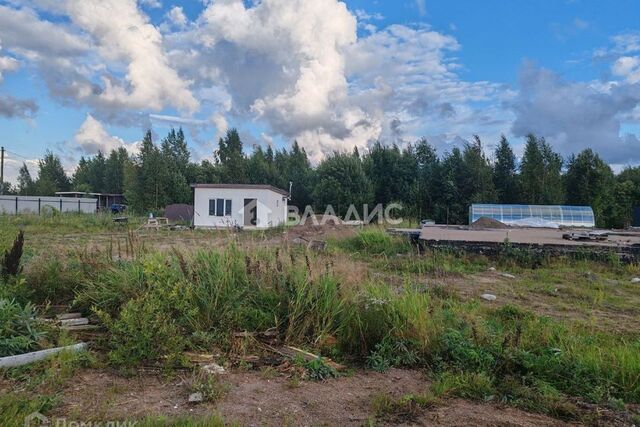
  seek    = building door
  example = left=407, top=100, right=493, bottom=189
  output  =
left=244, top=199, right=257, bottom=226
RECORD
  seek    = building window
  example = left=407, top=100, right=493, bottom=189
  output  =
left=209, top=199, right=232, bottom=216
left=216, top=199, right=225, bottom=217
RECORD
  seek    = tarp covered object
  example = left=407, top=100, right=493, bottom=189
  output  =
left=164, top=204, right=194, bottom=222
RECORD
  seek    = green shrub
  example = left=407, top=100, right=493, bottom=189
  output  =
left=24, top=255, right=84, bottom=305
left=305, top=357, right=337, bottom=380
left=188, top=371, right=230, bottom=402
left=1, top=230, right=24, bottom=279
left=74, top=261, right=146, bottom=316
left=283, top=274, right=345, bottom=344
left=99, top=297, right=187, bottom=367
left=339, top=283, right=440, bottom=359
left=0, top=393, right=59, bottom=427
left=366, top=337, right=420, bottom=372
left=0, top=298, right=46, bottom=356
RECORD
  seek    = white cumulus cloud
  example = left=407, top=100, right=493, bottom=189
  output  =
left=612, top=56, right=640, bottom=84
left=166, top=6, right=188, bottom=28
left=74, top=114, right=140, bottom=155
left=63, top=0, right=198, bottom=113
left=0, top=55, right=19, bottom=82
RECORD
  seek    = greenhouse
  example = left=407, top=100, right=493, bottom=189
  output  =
left=469, top=204, right=595, bottom=228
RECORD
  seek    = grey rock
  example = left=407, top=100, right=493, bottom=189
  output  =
left=631, top=278, right=640, bottom=284
left=188, top=392, right=203, bottom=403
left=202, top=363, right=225, bottom=375
left=481, top=294, right=497, bottom=301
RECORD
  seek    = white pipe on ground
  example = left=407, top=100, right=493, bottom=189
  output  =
left=0, top=342, right=87, bottom=369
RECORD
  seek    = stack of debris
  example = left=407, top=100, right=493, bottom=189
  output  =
left=56, top=312, right=98, bottom=331
left=54, top=312, right=102, bottom=341
left=185, top=327, right=345, bottom=379
left=562, top=231, right=609, bottom=242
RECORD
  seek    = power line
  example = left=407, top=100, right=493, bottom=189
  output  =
left=3, top=149, right=32, bottom=162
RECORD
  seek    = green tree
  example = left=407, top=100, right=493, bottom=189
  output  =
left=198, top=159, right=221, bottom=184
left=215, top=129, right=248, bottom=183
left=104, top=147, right=129, bottom=194
left=123, top=130, right=170, bottom=212
left=435, top=148, right=466, bottom=224
left=282, top=141, right=314, bottom=209
left=34, top=151, right=70, bottom=195
left=461, top=135, right=496, bottom=205
left=313, top=152, right=373, bottom=217
left=365, top=142, right=416, bottom=208
left=539, top=138, right=564, bottom=204
left=17, top=163, right=34, bottom=196
left=247, top=145, right=278, bottom=186
left=520, top=134, right=544, bottom=204
left=161, top=128, right=191, bottom=204
left=123, top=157, right=143, bottom=212
left=611, top=167, right=640, bottom=227
left=0, top=181, right=14, bottom=195
left=520, top=134, right=563, bottom=204
left=565, top=149, right=615, bottom=226
left=72, top=152, right=106, bottom=193
left=414, top=138, right=439, bottom=220
left=161, top=128, right=190, bottom=173
left=493, top=135, right=519, bottom=203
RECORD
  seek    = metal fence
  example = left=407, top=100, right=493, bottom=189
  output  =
left=0, top=196, right=97, bottom=215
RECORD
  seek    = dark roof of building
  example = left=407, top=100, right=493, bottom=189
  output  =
left=55, top=191, right=124, bottom=197
left=190, top=183, right=289, bottom=196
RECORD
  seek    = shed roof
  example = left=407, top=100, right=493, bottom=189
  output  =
left=55, top=191, right=124, bottom=197
left=191, top=183, right=289, bottom=196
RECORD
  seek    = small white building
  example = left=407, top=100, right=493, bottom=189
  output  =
left=192, top=184, right=289, bottom=229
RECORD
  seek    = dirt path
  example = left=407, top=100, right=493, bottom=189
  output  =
left=50, top=368, right=570, bottom=426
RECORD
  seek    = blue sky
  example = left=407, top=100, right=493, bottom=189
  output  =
left=0, top=0, right=639, bottom=183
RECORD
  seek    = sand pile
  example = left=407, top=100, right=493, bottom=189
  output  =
left=471, top=216, right=509, bottom=229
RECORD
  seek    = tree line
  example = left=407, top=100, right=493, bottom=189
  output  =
left=6, top=128, right=640, bottom=228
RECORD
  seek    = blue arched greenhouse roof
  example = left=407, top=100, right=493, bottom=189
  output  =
left=469, top=204, right=595, bottom=228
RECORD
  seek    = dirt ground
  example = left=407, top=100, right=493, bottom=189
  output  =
left=49, top=368, right=570, bottom=426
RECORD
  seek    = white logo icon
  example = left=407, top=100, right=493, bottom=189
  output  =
left=24, top=412, right=50, bottom=427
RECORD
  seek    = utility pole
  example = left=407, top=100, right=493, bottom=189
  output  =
left=0, top=146, right=4, bottom=195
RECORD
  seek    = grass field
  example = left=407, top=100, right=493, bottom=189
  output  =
left=1, top=214, right=639, bottom=426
